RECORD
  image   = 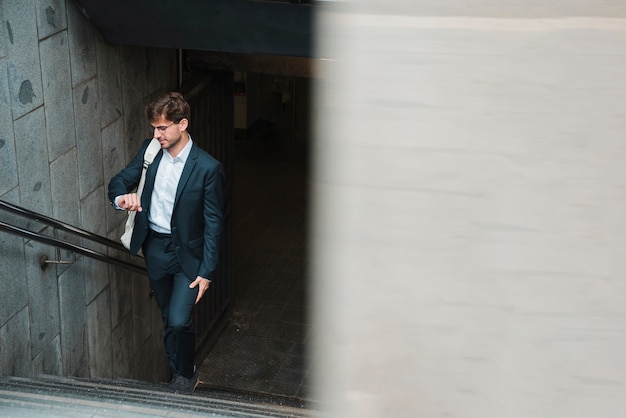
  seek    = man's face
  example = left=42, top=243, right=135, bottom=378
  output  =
left=150, top=116, right=186, bottom=153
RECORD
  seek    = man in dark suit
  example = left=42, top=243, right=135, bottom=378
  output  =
left=108, top=92, right=224, bottom=393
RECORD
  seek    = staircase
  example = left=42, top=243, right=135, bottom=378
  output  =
left=0, top=375, right=322, bottom=417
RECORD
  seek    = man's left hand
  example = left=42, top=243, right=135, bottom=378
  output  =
left=190, top=276, right=211, bottom=304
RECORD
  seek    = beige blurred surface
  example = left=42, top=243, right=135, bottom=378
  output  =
left=311, top=4, right=626, bottom=417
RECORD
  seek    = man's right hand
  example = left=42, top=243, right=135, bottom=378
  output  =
left=117, top=193, right=142, bottom=212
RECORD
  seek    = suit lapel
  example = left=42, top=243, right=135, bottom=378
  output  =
left=142, top=151, right=163, bottom=209
left=174, top=143, right=198, bottom=209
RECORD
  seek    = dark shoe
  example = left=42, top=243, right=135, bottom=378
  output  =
left=167, top=372, right=179, bottom=388
left=170, top=367, right=200, bottom=394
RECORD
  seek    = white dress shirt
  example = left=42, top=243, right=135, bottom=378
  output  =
left=149, top=138, right=193, bottom=234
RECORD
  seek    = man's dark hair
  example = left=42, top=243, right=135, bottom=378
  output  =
left=145, top=92, right=191, bottom=123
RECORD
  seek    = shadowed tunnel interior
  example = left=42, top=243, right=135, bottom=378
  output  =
left=197, top=77, right=312, bottom=403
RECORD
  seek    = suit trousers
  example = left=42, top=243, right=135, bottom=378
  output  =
left=143, top=231, right=198, bottom=379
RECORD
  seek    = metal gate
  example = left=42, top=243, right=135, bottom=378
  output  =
left=180, top=70, right=234, bottom=357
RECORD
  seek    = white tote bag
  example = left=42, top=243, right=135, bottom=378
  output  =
left=120, top=138, right=161, bottom=250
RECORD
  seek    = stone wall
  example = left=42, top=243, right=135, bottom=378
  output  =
left=0, top=0, right=177, bottom=382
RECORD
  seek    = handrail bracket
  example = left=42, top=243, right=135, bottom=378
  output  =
left=40, top=249, right=76, bottom=271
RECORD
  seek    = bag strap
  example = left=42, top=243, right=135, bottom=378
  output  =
left=143, top=138, right=161, bottom=168
left=136, top=138, right=161, bottom=198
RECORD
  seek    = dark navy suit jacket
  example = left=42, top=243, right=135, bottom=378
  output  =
left=108, top=138, right=225, bottom=281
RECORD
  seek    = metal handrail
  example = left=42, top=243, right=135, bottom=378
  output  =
left=0, top=200, right=146, bottom=275
left=0, top=200, right=127, bottom=251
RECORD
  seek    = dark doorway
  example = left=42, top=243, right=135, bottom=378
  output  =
left=198, top=73, right=312, bottom=402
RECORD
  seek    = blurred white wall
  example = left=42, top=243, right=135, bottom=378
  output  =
left=311, top=3, right=626, bottom=417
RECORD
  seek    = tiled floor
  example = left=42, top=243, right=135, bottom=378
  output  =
left=198, top=135, right=312, bottom=403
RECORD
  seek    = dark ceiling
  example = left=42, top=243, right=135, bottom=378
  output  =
left=72, top=0, right=315, bottom=58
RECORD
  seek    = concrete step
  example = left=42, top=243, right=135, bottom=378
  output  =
left=0, top=375, right=322, bottom=417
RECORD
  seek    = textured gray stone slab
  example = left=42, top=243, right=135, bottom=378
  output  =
left=108, top=256, right=133, bottom=329
left=131, top=275, right=154, bottom=351
left=120, top=46, right=150, bottom=159
left=58, top=259, right=87, bottom=377
left=0, top=308, right=32, bottom=376
left=35, top=0, right=67, bottom=40
left=40, top=31, right=75, bottom=163
left=49, top=148, right=80, bottom=226
left=0, top=6, right=5, bottom=59
left=66, top=1, right=97, bottom=87
left=83, top=257, right=109, bottom=306
left=134, top=320, right=169, bottom=383
left=3, top=0, right=44, bottom=119
left=49, top=149, right=80, bottom=265
left=96, top=37, right=122, bottom=129
left=14, top=107, right=52, bottom=217
left=80, top=187, right=108, bottom=297
left=0, top=224, right=27, bottom=328
left=86, top=288, right=112, bottom=378
left=111, top=311, right=134, bottom=379
left=80, top=186, right=106, bottom=237
left=0, top=58, right=18, bottom=196
left=25, top=239, right=60, bottom=357
left=74, top=79, right=103, bottom=200
left=0, top=184, right=20, bottom=224
left=102, top=118, right=128, bottom=235
left=32, top=334, right=62, bottom=376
